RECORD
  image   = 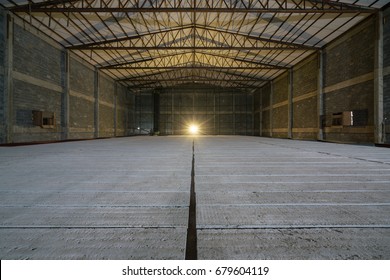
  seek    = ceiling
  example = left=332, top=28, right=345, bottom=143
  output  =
left=1, top=0, right=388, bottom=92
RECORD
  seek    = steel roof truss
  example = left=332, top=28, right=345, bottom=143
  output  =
left=10, top=0, right=376, bottom=13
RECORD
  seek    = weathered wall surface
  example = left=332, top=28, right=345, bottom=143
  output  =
left=261, top=83, right=271, bottom=137
left=69, top=57, right=95, bottom=139
left=292, top=54, right=318, bottom=140
left=98, top=75, right=115, bottom=138
left=0, top=9, right=132, bottom=144
left=253, top=89, right=261, bottom=136
left=259, top=15, right=384, bottom=144
left=0, top=9, right=8, bottom=143
left=271, top=73, right=289, bottom=138
left=158, top=84, right=254, bottom=135
left=384, top=8, right=390, bottom=143
left=135, top=92, right=154, bottom=135
left=12, top=23, right=64, bottom=143
left=323, top=18, right=375, bottom=143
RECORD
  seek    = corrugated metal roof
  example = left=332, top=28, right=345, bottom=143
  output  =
left=1, top=0, right=387, bottom=91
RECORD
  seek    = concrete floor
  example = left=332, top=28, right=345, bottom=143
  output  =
left=0, top=136, right=389, bottom=259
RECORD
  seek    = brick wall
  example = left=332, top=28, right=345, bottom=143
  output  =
left=0, top=11, right=132, bottom=144
left=253, top=89, right=261, bottom=136
left=0, top=8, right=7, bottom=143
left=259, top=16, right=379, bottom=144
left=135, top=92, right=154, bottom=135
left=69, top=57, right=95, bottom=139
left=116, top=85, right=129, bottom=136
left=323, top=18, right=375, bottom=143
left=272, top=73, right=289, bottom=138
left=261, top=83, right=271, bottom=136
left=99, top=76, right=115, bottom=137
left=384, top=7, right=390, bottom=143
left=12, top=24, right=64, bottom=142
left=158, top=84, right=254, bottom=135
left=292, top=54, right=318, bottom=140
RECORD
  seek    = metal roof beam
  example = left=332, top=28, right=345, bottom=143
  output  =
left=121, top=75, right=268, bottom=83
left=196, top=26, right=319, bottom=50
left=70, top=46, right=307, bottom=50
left=67, top=25, right=194, bottom=48
left=125, top=78, right=265, bottom=82
left=126, top=79, right=260, bottom=88
left=106, top=66, right=285, bottom=70
left=10, top=7, right=376, bottom=14
left=67, top=24, right=318, bottom=51
left=117, top=68, right=268, bottom=82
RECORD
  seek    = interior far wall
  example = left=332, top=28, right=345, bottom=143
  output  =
left=0, top=9, right=135, bottom=144
left=258, top=13, right=389, bottom=144
left=134, top=84, right=255, bottom=135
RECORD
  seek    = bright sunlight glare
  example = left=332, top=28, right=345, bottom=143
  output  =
left=189, top=124, right=199, bottom=135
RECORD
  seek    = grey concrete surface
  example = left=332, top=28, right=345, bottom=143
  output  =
left=195, top=136, right=390, bottom=259
left=1, top=136, right=390, bottom=259
left=0, top=136, right=192, bottom=259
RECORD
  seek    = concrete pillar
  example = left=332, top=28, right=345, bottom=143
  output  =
left=5, top=14, right=13, bottom=143
left=213, top=91, right=216, bottom=135
left=288, top=69, right=293, bottom=139
left=251, top=92, right=255, bottom=136
left=171, top=90, right=174, bottom=135
left=317, top=50, right=324, bottom=141
left=259, top=88, right=263, bottom=136
left=374, top=11, right=384, bottom=144
left=233, top=93, right=236, bottom=135
left=62, top=50, right=70, bottom=140
left=270, top=81, right=273, bottom=138
left=114, top=83, right=117, bottom=137
left=94, top=68, right=100, bottom=138
left=153, top=90, right=160, bottom=134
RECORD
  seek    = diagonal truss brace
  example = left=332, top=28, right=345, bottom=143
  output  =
left=101, top=52, right=290, bottom=70
left=10, top=0, right=376, bottom=13
left=68, top=25, right=318, bottom=51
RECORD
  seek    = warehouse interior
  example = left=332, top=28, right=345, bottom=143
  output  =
left=0, top=0, right=390, bottom=260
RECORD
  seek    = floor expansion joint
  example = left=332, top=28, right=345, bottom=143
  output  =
left=185, top=139, right=198, bottom=260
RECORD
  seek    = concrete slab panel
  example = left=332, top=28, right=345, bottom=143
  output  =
left=197, top=191, right=390, bottom=205
left=0, top=191, right=190, bottom=207
left=0, top=228, right=186, bottom=259
left=194, top=136, right=390, bottom=259
left=1, top=135, right=389, bottom=260
left=195, top=182, right=390, bottom=192
left=195, top=174, right=390, bottom=184
left=198, top=205, right=390, bottom=228
left=196, top=166, right=390, bottom=175
left=0, top=206, right=188, bottom=227
left=198, top=228, right=390, bottom=259
left=0, top=136, right=193, bottom=259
